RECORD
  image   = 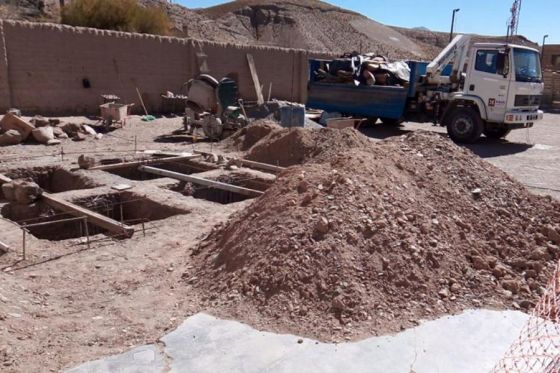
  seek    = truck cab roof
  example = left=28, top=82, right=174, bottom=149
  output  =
left=471, top=42, right=539, bottom=53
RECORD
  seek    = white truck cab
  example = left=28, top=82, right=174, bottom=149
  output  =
left=426, top=36, right=544, bottom=142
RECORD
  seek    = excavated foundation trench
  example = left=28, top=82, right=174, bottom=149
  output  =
left=166, top=172, right=273, bottom=205
left=0, top=192, right=188, bottom=241
left=0, top=166, right=99, bottom=198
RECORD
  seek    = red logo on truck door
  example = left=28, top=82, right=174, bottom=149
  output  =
left=488, top=98, right=496, bottom=107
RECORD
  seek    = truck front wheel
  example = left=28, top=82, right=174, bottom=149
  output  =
left=445, top=108, right=483, bottom=143
left=483, top=126, right=511, bottom=139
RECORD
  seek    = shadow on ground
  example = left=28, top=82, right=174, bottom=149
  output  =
left=466, top=139, right=533, bottom=158
left=358, top=123, right=533, bottom=158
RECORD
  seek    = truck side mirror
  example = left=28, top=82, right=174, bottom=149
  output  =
left=496, top=51, right=509, bottom=78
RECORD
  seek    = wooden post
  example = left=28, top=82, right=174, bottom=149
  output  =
left=246, top=54, right=265, bottom=105
left=84, top=217, right=90, bottom=250
left=139, top=166, right=264, bottom=198
left=22, top=226, right=26, bottom=260
left=136, top=87, right=149, bottom=116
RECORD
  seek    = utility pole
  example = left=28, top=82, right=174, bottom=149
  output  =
left=450, top=8, right=460, bottom=42
left=541, top=34, right=549, bottom=65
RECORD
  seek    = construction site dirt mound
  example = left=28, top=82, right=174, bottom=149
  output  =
left=190, top=131, right=560, bottom=340
left=225, top=120, right=282, bottom=151
left=244, top=127, right=371, bottom=167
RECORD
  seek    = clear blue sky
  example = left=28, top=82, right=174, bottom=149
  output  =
left=176, top=0, right=559, bottom=44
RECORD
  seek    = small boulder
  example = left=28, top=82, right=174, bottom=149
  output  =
left=78, top=155, right=97, bottom=169
left=61, top=122, right=83, bottom=137
left=30, top=115, right=50, bottom=127
left=1, top=183, right=15, bottom=201
left=471, top=255, right=489, bottom=270
left=546, top=225, right=560, bottom=245
left=7, top=108, right=21, bottom=116
left=31, top=126, right=55, bottom=144
left=0, top=113, right=34, bottom=140
left=82, top=124, right=97, bottom=136
left=5, top=180, right=42, bottom=205
left=73, top=132, right=86, bottom=142
left=314, top=217, right=329, bottom=235
left=0, top=130, right=23, bottom=146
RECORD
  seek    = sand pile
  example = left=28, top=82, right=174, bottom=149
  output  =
left=245, top=127, right=371, bottom=166
left=190, top=131, right=560, bottom=339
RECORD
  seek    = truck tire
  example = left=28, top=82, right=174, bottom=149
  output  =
left=380, top=117, right=402, bottom=126
left=445, top=108, right=483, bottom=143
left=483, top=127, right=511, bottom=139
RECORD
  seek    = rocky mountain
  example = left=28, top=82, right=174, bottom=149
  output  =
left=0, top=0, right=538, bottom=59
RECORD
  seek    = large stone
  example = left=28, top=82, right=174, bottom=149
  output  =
left=13, top=180, right=43, bottom=205
left=73, top=132, right=86, bottom=142
left=52, top=126, right=67, bottom=138
left=61, top=122, right=83, bottom=137
left=1, top=183, right=15, bottom=201
left=82, top=125, right=97, bottom=136
left=0, top=130, right=23, bottom=146
left=0, top=113, right=35, bottom=140
left=78, top=155, right=97, bottom=169
left=30, top=115, right=50, bottom=127
left=546, top=225, right=560, bottom=245
left=31, top=126, right=55, bottom=144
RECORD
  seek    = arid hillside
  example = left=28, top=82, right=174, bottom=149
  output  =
left=0, top=0, right=537, bottom=59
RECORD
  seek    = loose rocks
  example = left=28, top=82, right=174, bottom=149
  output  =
left=191, top=131, right=560, bottom=338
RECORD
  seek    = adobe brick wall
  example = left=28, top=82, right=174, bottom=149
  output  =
left=0, top=20, right=317, bottom=115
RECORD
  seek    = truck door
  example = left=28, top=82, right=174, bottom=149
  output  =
left=465, top=48, right=511, bottom=122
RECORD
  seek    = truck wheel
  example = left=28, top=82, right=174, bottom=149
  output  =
left=483, top=127, right=511, bottom=139
left=445, top=108, right=483, bottom=143
left=380, top=118, right=402, bottom=126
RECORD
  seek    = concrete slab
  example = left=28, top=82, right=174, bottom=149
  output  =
left=67, top=345, right=164, bottom=373
left=67, top=309, right=529, bottom=373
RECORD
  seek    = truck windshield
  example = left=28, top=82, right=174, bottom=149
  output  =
left=513, top=48, right=542, bottom=82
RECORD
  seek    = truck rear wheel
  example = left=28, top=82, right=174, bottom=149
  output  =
left=483, top=127, right=511, bottom=139
left=445, top=108, right=483, bottom=143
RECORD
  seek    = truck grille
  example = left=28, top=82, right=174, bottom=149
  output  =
left=514, top=95, right=541, bottom=107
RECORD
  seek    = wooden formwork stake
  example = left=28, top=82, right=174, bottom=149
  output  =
left=21, top=225, right=26, bottom=261
left=84, top=217, right=90, bottom=250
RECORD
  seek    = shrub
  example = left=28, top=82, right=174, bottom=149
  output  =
left=61, top=0, right=171, bottom=35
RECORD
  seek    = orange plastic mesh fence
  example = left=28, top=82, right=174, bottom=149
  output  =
left=492, top=260, right=560, bottom=373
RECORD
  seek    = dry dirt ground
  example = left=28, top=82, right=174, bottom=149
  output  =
left=0, top=113, right=559, bottom=372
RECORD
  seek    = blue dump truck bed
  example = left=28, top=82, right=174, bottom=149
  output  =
left=306, top=59, right=450, bottom=120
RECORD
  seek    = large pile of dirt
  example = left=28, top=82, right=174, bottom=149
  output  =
left=191, top=131, right=560, bottom=340
left=244, top=127, right=371, bottom=166
left=224, top=120, right=282, bottom=152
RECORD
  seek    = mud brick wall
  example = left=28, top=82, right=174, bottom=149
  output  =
left=543, top=70, right=560, bottom=107
left=0, top=20, right=314, bottom=115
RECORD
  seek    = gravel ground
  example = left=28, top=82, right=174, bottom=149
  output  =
left=360, top=113, right=560, bottom=200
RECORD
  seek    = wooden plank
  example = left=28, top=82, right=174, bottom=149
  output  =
left=0, top=173, right=11, bottom=184
left=246, top=54, right=265, bottom=105
left=87, top=155, right=200, bottom=171
left=42, top=193, right=135, bottom=238
left=139, top=166, right=264, bottom=198
left=0, top=240, right=9, bottom=252
left=192, top=151, right=285, bottom=174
